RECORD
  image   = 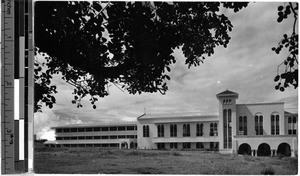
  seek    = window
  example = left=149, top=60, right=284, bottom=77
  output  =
left=78, top=136, right=85, bottom=140
left=78, top=128, right=85, bottom=132
left=86, top=128, right=93, bottom=132
left=93, top=136, right=101, bottom=139
left=102, top=127, right=108, bottom=131
left=196, top=123, right=203, bottom=136
left=255, top=114, right=263, bottom=135
left=70, top=128, right=77, bottom=132
left=223, top=109, right=227, bottom=148
left=223, top=99, right=232, bottom=104
left=110, top=135, right=117, bottom=139
left=157, top=143, right=165, bottom=150
left=183, top=142, right=191, bottom=149
left=143, top=125, right=150, bottom=137
left=170, top=124, right=177, bottom=137
left=118, top=135, right=126, bottom=139
left=63, top=137, right=70, bottom=140
left=126, top=126, right=135, bottom=131
left=56, top=137, right=62, bottom=140
left=56, top=129, right=62, bottom=133
left=118, top=126, right=126, bottom=131
left=102, top=136, right=109, bottom=139
left=157, top=125, right=164, bottom=137
left=288, top=116, right=297, bottom=135
left=86, top=136, right=93, bottom=139
left=183, top=124, right=190, bottom=137
left=110, top=127, right=117, bottom=131
left=126, top=135, right=135, bottom=139
left=63, top=129, right=70, bottom=133
left=271, top=114, right=280, bottom=135
left=223, top=109, right=232, bottom=149
left=238, top=116, right=247, bottom=135
left=210, top=142, right=218, bottom=150
left=94, top=127, right=100, bottom=131
left=196, top=142, right=204, bottom=149
left=70, top=136, right=77, bottom=140
left=210, top=123, right=218, bottom=136
left=110, top=143, right=119, bottom=147
left=170, top=143, right=178, bottom=149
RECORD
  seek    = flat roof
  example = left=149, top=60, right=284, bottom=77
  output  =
left=237, top=102, right=284, bottom=106
left=138, top=113, right=219, bottom=121
left=52, top=121, right=137, bottom=129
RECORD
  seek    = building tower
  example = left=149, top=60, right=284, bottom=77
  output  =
left=216, top=90, right=239, bottom=153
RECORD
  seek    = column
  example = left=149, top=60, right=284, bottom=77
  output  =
left=291, top=149, right=295, bottom=157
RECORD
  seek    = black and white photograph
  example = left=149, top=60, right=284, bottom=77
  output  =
left=33, top=1, right=298, bottom=174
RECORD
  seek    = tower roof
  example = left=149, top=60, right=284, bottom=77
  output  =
left=216, top=89, right=239, bottom=99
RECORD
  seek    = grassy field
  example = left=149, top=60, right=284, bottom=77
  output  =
left=34, top=144, right=298, bottom=174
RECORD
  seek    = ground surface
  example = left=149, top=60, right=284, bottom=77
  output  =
left=34, top=144, right=298, bottom=174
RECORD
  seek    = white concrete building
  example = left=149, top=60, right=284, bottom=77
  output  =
left=44, top=90, right=298, bottom=157
left=44, top=122, right=137, bottom=149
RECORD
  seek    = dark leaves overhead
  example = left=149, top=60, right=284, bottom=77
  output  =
left=272, top=2, right=298, bottom=92
left=34, top=1, right=248, bottom=112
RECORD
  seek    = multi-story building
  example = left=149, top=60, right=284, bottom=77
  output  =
left=44, top=122, right=138, bottom=149
left=44, top=90, right=298, bottom=157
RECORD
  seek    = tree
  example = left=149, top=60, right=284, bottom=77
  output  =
left=272, top=2, right=298, bottom=92
left=34, top=1, right=248, bottom=112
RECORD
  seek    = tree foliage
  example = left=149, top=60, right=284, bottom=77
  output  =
left=273, top=2, right=298, bottom=92
left=34, top=1, right=248, bottom=112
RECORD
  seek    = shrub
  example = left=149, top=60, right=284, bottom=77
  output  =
left=261, top=167, right=275, bottom=175
left=172, top=151, right=182, bottom=156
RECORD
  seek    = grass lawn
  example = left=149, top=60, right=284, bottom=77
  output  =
left=34, top=145, right=298, bottom=174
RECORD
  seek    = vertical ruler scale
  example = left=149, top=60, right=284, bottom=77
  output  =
left=2, top=0, right=33, bottom=173
left=1, top=0, right=15, bottom=174
left=26, top=0, right=33, bottom=172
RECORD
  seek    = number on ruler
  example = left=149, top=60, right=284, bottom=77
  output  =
left=9, top=135, right=13, bottom=144
left=5, top=81, right=12, bottom=86
left=6, top=129, right=12, bottom=133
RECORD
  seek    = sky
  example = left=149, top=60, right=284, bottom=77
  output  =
left=34, top=2, right=298, bottom=140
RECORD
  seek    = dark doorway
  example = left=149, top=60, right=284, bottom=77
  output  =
left=238, top=143, right=251, bottom=155
left=277, top=143, right=291, bottom=157
left=257, top=143, right=271, bottom=156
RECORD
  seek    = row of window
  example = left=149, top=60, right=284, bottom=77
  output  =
left=223, top=99, right=232, bottom=104
left=288, top=117, right=297, bottom=135
left=50, top=143, right=121, bottom=148
left=142, top=123, right=218, bottom=138
left=56, top=135, right=137, bottom=140
left=56, top=126, right=137, bottom=133
left=157, top=142, right=218, bottom=150
left=238, top=114, right=297, bottom=136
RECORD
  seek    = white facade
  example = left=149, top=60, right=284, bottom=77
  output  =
left=45, top=90, right=298, bottom=157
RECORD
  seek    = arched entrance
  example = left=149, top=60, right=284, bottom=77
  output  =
left=121, top=142, right=128, bottom=149
left=277, top=143, right=291, bottom=157
left=257, top=143, right=271, bottom=156
left=238, top=143, right=251, bottom=155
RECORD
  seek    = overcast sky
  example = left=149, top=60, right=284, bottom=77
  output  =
left=34, top=2, right=298, bottom=140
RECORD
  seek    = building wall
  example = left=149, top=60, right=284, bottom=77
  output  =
left=137, top=118, right=219, bottom=149
left=137, top=119, right=157, bottom=149
left=236, top=103, right=284, bottom=136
